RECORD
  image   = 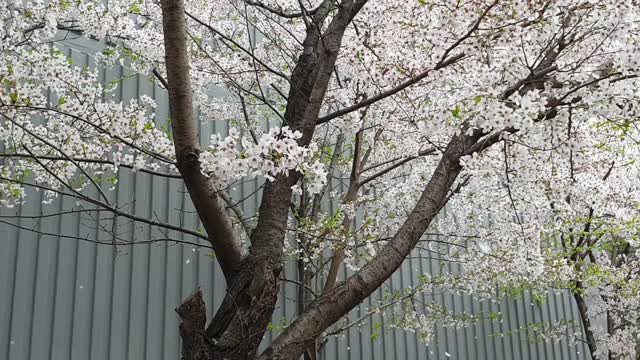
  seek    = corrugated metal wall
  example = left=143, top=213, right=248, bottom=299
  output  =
left=0, top=40, right=591, bottom=360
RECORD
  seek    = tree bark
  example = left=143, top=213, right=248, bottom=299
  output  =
left=160, top=0, right=244, bottom=283
left=173, top=175, right=296, bottom=359
left=176, top=291, right=213, bottom=360
left=176, top=261, right=280, bottom=360
left=160, top=0, right=280, bottom=358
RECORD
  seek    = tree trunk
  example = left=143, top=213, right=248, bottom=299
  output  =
left=178, top=254, right=282, bottom=360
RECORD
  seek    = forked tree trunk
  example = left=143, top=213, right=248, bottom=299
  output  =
left=177, top=255, right=282, bottom=360
left=160, top=0, right=287, bottom=357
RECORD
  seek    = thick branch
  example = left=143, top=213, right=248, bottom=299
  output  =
left=249, top=0, right=367, bottom=258
left=259, top=132, right=478, bottom=360
left=161, top=0, right=244, bottom=281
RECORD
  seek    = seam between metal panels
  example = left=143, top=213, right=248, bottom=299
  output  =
left=161, top=190, right=169, bottom=360
left=27, top=187, right=45, bottom=360
left=546, top=293, right=559, bottom=360
left=88, top=193, right=100, bottom=359
left=87, top=49, right=99, bottom=360
left=69, top=190, right=82, bottom=359
left=106, top=167, right=123, bottom=360
left=518, top=294, right=530, bottom=359
left=143, top=165, right=155, bottom=360
left=46, top=196, right=64, bottom=359
left=6, top=201, right=22, bottom=360
left=66, top=46, right=81, bottom=360
left=398, top=262, right=410, bottom=360
left=125, top=72, right=142, bottom=360
left=506, top=297, right=521, bottom=360
left=125, top=164, right=138, bottom=359
left=105, top=59, right=125, bottom=360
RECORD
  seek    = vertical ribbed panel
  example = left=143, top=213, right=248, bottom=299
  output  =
left=0, top=42, right=591, bottom=360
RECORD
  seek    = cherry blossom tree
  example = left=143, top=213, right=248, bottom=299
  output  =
left=1, top=0, right=640, bottom=359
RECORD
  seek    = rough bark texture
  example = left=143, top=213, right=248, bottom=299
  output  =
left=205, top=255, right=281, bottom=359
left=198, top=174, right=297, bottom=359
left=176, top=291, right=213, bottom=360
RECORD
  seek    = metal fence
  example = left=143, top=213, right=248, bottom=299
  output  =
left=0, top=39, right=591, bottom=360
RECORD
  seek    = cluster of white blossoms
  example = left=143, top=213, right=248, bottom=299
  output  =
left=200, top=127, right=327, bottom=193
left=0, top=0, right=326, bottom=205
left=0, top=44, right=175, bottom=204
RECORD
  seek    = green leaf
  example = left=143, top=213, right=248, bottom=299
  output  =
left=129, top=2, right=141, bottom=14
left=451, top=106, right=462, bottom=118
left=60, top=0, right=72, bottom=10
left=102, top=48, right=117, bottom=57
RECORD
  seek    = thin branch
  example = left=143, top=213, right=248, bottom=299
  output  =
left=316, top=0, right=499, bottom=125
left=280, top=277, right=318, bottom=297
left=0, top=152, right=181, bottom=178
left=358, top=147, right=436, bottom=189
left=185, top=11, right=289, bottom=80
left=0, top=219, right=211, bottom=249
left=219, top=190, right=255, bottom=239
left=5, top=104, right=176, bottom=164
left=245, top=0, right=319, bottom=18
left=153, top=68, right=170, bottom=89
left=0, top=208, right=108, bottom=219
left=502, top=140, right=527, bottom=241
left=239, top=96, right=259, bottom=144
left=316, top=53, right=465, bottom=125
left=0, top=173, right=210, bottom=240
left=3, top=113, right=112, bottom=205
